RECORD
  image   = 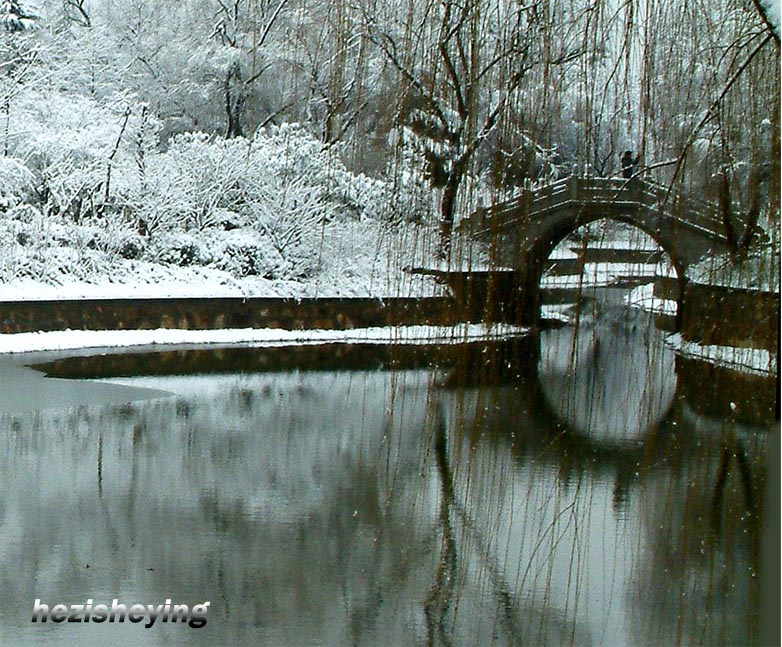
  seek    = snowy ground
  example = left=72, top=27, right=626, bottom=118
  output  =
left=540, top=282, right=677, bottom=323
left=667, top=333, right=777, bottom=378
left=539, top=304, right=573, bottom=323
left=0, top=323, right=529, bottom=356
left=540, top=261, right=667, bottom=289
left=688, top=243, right=780, bottom=294
left=0, top=270, right=447, bottom=301
left=624, top=283, right=678, bottom=316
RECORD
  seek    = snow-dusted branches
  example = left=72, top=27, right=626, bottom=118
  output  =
left=364, top=0, right=567, bottom=256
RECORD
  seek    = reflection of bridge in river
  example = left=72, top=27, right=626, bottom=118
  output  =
left=2, top=328, right=771, bottom=646
left=434, top=330, right=767, bottom=646
left=453, top=176, right=730, bottom=325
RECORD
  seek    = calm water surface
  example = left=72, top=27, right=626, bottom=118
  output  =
left=0, top=311, right=772, bottom=646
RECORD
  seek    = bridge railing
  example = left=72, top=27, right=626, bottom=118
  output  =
left=637, top=179, right=725, bottom=234
left=460, top=175, right=725, bottom=240
left=633, top=180, right=726, bottom=237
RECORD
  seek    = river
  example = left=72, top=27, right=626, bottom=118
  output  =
left=0, top=307, right=773, bottom=646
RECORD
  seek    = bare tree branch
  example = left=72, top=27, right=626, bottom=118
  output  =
left=257, top=0, right=289, bottom=49
left=63, top=0, right=91, bottom=28
left=368, top=31, right=451, bottom=133
left=665, top=32, right=774, bottom=202
left=751, top=0, right=780, bottom=45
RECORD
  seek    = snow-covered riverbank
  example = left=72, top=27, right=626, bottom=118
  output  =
left=0, top=323, right=529, bottom=356
left=667, top=333, right=777, bottom=378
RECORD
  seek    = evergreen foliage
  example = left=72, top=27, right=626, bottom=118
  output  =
left=0, top=0, right=35, bottom=32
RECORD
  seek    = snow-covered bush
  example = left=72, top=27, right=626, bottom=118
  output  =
left=148, top=231, right=214, bottom=267
left=134, top=132, right=247, bottom=232
left=121, top=124, right=403, bottom=280
left=0, top=205, right=117, bottom=284
left=246, top=123, right=387, bottom=221
left=210, top=230, right=283, bottom=279
left=40, top=156, right=105, bottom=218
left=0, top=102, right=436, bottom=291
left=381, top=135, right=435, bottom=224
left=79, top=213, right=148, bottom=260
left=9, top=88, right=150, bottom=220
left=0, top=156, right=34, bottom=208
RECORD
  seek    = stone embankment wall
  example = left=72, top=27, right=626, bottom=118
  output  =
left=676, top=355, right=777, bottom=426
left=680, top=283, right=780, bottom=352
left=0, top=297, right=461, bottom=335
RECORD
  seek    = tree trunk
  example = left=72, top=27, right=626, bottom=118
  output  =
left=438, top=155, right=470, bottom=260
left=225, top=63, right=244, bottom=138
left=718, top=170, right=739, bottom=263
left=736, top=167, right=762, bottom=258
left=438, top=170, right=463, bottom=260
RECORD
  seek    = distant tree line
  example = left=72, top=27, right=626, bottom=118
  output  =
left=0, top=0, right=778, bottom=260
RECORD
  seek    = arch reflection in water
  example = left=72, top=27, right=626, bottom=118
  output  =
left=0, top=336, right=766, bottom=646
left=538, top=307, right=677, bottom=445
left=436, top=330, right=764, bottom=647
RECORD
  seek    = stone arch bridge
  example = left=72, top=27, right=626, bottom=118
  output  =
left=454, top=176, right=730, bottom=325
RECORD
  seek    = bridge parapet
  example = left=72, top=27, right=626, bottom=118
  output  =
left=448, top=175, right=736, bottom=327
left=459, top=176, right=725, bottom=243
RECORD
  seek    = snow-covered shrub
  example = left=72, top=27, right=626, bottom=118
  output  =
left=40, top=156, right=105, bottom=218
left=247, top=123, right=387, bottom=221
left=128, top=125, right=391, bottom=279
left=79, top=212, right=148, bottom=260
left=0, top=156, right=34, bottom=208
left=134, top=132, right=248, bottom=233
left=115, top=235, right=147, bottom=260
left=210, top=230, right=283, bottom=279
left=0, top=205, right=116, bottom=284
left=9, top=89, right=149, bottom=219
left=0, top=101, right=436, bottom=292
left=148, top=231, right=214, bottom=267
left=382, top=136, right=436, bottom=224
left=239, top=175, right=332, bottom=279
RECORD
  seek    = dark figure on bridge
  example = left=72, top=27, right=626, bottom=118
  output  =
left=621, top=151, right=640, bottom=179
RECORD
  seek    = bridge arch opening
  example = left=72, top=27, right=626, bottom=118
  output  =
left=537, top=219, right=681, bottom=328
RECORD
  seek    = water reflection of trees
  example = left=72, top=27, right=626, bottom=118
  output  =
left=439, top=320, right=768, bottom=646
left=0, top=331, right=771, bottom=646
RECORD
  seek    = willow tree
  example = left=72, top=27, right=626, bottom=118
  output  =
left=633, top=0, right=780, bottom=260
left=365, top=1, right=563, bottom=258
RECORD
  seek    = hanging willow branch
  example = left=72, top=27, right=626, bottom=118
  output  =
left=664, top=32, right=773, bottom=203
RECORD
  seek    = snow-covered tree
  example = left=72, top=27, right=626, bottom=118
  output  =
left=0, top=0, right=35, bottom=32
left=637, top=0, right=780, bottom=259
